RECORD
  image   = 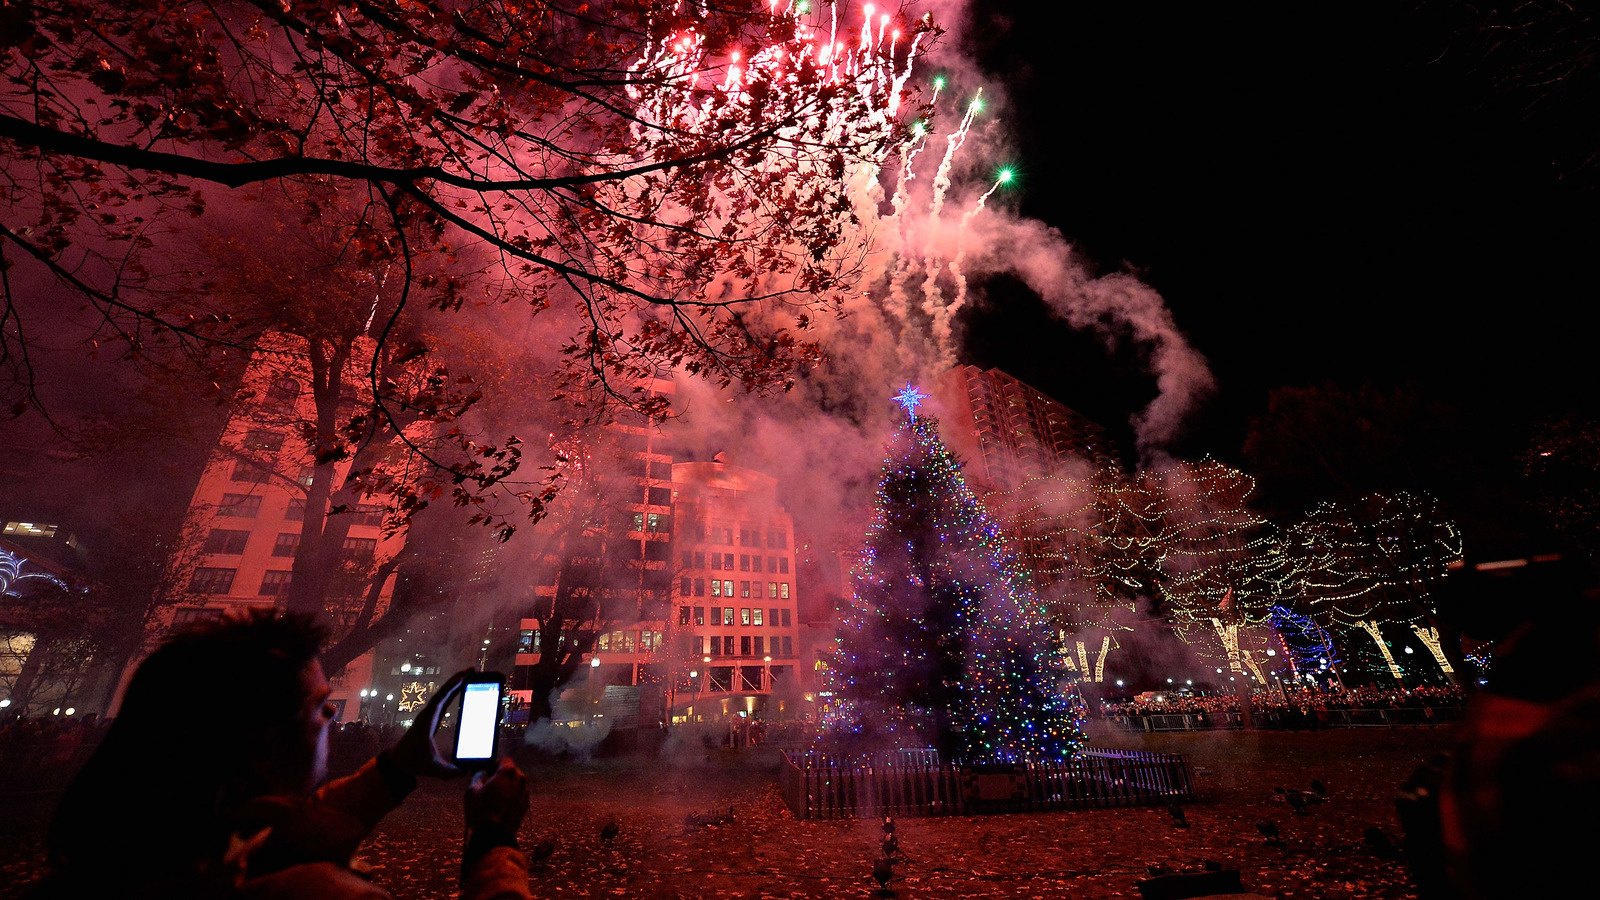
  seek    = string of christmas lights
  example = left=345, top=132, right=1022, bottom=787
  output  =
left=823, top=401, right=1086, bottom=761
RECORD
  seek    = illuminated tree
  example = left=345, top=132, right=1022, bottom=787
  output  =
left=992, top=466, right=1163, bottom=687
left=0, top=0, right=933, bottom=517
left=1282, top=491, right=1463, bottom=685
left=827, top=388, right=1085, bottom=761
left=1146, top=458, right=1279, bottom=689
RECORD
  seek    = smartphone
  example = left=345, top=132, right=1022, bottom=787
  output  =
left=451, top=671, right=506, bottom=770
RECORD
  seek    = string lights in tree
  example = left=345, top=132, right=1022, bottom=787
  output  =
left=824, top=390, right=1086, bottom=761
left=1282, top=492, right=1462, bottom=685
left=1145, top=458, right=1279, bottom=680
left=989, top=466, right=1164, bottom=683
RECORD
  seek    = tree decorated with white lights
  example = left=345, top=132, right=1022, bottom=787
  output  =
left=1282, top=491, right=1463, bottom=685
left=825, top=385, right=1086, bottom=762
left=1146, top=458, right=1280, bottom=687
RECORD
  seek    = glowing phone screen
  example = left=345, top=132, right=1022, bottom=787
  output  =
left=455, top=681, right=500, bottom=761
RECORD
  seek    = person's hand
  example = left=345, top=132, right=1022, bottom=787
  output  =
left=464, top=758, right=529, bottom=836
left=388, top=668, right=472, bottom=779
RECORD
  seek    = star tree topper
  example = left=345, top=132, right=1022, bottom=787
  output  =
left=893, top=383, right=929, bottom=416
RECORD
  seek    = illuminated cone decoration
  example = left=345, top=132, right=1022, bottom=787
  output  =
left=826, top=386, right=1086, bottom=761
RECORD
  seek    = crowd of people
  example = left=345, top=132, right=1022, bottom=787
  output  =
left=1098, top=684, right=1467, bottom=722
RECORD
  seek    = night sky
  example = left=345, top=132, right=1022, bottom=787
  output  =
left=957, top=4, right=1599, bottom=462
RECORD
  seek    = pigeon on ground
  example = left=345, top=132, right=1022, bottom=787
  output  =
left=1256, top=819, right=1284, bottom=846
left=872, top=855, right=894, bottom=891
left=528, top=840, right=555, bottom=867
left=1310, top=779, right=1328, bottom=798
left=1168, top=804, right=1189, bottom=828
left=600, top=821, right=619, bottom=843
left=1364, top=826, right=1402, bottom=860
left=1285, top=788, right=1309, bottom=814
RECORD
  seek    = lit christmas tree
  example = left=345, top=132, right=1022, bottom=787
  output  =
left=825, top=385, right=1086, bottom=761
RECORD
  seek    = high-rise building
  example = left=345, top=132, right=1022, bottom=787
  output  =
left=134, top=334, right=408, bottom=721
left=666, top=457, right=807, bottom=723
left=511, top=383, right=677, bottom=728
left=931, top=365, right=1113, bottom=492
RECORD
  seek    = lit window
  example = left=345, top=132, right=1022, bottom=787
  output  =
left=722, top=581, right=733, bottom=599
left=723, top=607, right=735, bottom=625
left=752, top=608, right=764, bottom=626
left=780, top=583, right=789, bottom=599
left=740, top=581, right=751, bottom=599
left=3, top=522, right=57, bottom=537
left=768, top=582, right=778, bottom=599
left=710, top=580, right=722, bottom=597
left=740, top=608, right=751, bottom=626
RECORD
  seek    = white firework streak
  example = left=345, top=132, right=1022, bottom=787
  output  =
left=919, top=92, right=982, bottom=343
left=937, top=173, right=1009, bottom=365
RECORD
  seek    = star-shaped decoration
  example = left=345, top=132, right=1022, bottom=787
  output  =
left=892, top=383, right=928, bottom=415
left=397, top=680, right=434, bottom=713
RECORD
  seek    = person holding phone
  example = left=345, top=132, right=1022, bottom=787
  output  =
left=31, top=612, right=532, bottom=900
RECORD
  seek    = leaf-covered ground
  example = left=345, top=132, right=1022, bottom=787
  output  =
left=0, top=726, right=1455, bottom=899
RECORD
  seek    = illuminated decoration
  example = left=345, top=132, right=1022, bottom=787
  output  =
left=892, top=383, right=929, bottom=415
left=397, top=681, right=435, bottom=713
left=1356, top=619, right=1405, bottom=684
left=1143, top=459, right=1282, bottom=679
left=1411, top=624, right=1454, bottom=675
left=824, top=412, right=1086, bottom=761
left=1282, top=492, right=1462, bottom=684
left=0, top=548, right=68, bottom=597
left=1268, top=605, right=1341, bottom=681
left=987, top=467, right=1161, bottom=681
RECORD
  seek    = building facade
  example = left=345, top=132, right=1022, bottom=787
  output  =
left=931, top=365, right=1113, bottom=493
left=667, top=459, right=807, bottom=723
left=136, top=335, right=408, bottom=721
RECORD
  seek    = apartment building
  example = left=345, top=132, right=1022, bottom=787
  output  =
left=137, top=335, right=406, bottom=721
left=932, top=365, right=1113, bottom=493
